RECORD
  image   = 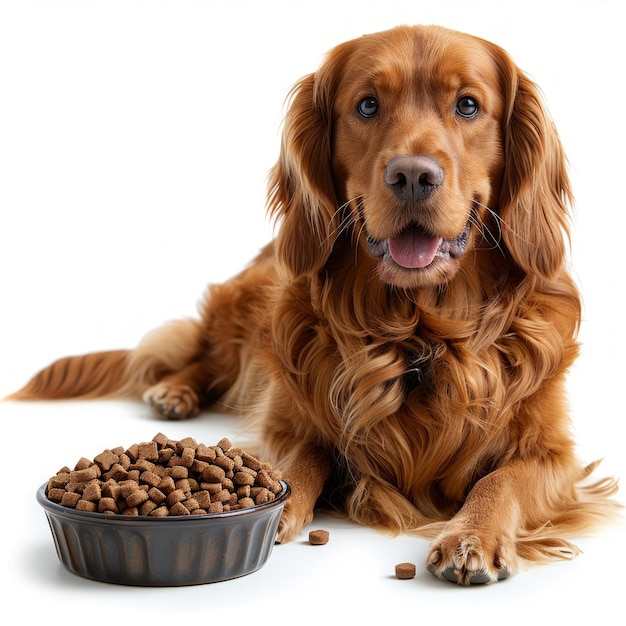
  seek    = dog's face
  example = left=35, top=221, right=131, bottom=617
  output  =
left=271, top=25, right=569, bottom=290
left=331, top=27, right=506, bottom=289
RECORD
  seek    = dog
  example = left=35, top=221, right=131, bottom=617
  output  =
left=9, top=25, right=619, bottom=584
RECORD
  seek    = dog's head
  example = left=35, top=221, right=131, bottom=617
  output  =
left=269, top=25, right=572, bottom=290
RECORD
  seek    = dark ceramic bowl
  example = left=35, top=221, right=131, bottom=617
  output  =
left=36, top=480, right=290, bottom=586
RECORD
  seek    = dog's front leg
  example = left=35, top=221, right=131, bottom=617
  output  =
left=275, top=442, right=332, bottom=543
left=424, top=457, right=576, bottom=584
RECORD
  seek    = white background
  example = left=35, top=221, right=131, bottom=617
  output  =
left=1, top=0, right=624, bottom=622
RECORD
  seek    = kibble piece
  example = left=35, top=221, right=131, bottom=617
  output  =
left=126, top=490, right=149, bottom=508
left=119, top=480, right=139, bottom=498
left=150, top=506, right=169, bottom=517
left=98, top=497, right=119, bottom=513
left=94, top=449, right=119, bottom=471
left=122, top=506, right=139, bottom=516
left=147, top=487, right=166, bottom=504
left=70, top=465, right=100, bottom=482
left=202, top=465, right=225, bottom=483
left=165, top=489, right=186, bottom=507
left=74, top=457, right=92, bottom=471
left=169, top=465, right=188, bottom=479
left=234, top=471, right=256, bottom=486
left=47, top=488, right=65, bottom=502
left=104, top=463, right=128, bottom=482
left=76, top=499, right=97, bottom=512
left=395, top=562, right=416, bottom=579
left=140, top=470, right=162, bottom=487
left=82, top=483, right=102, bottom=502
left=139, top=500, right=158, bottom=516
left=169, top=501, right=190, bottom=516
left=309, top=529, right=330, bottom=545
left=152, top=432, right=169, bottom=448
left=217, top=437, right=232, bottom=452
left=208, top=502, right=223, bottom=514
left=61, top=491, right=81, bottom=507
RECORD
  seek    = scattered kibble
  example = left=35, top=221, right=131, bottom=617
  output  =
left=45, top=434, right=283, bottom=517
left=395, top=562, right=416, bottom=579
left=308, top=529, right=330, bottom=545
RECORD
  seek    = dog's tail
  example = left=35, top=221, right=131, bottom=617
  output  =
left=5, top=318, right=203, bottom=402
left=6, top=350, right=132, bottom=400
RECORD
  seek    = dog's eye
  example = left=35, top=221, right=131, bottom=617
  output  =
left=357, top=97, right=379, bottom=118
left=456, top=96, right=479, bottom=118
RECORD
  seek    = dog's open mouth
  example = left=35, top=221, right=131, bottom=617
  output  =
left=366, top=221, right=471, bottom=269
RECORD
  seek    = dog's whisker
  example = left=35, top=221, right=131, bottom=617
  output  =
left=472, top=199, right=536, bottom=251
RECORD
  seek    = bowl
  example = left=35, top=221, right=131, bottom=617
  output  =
left=36, top=480, right=290, bottom=586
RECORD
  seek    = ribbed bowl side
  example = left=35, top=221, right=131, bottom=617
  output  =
left=38, top=482, right=289, bottom=586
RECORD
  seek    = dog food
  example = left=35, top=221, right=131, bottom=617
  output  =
left=395, top=562, right=416, bottom=579
left=308, top=529, right=330, bottom=545
left=45, top=434, right=283, bottom=516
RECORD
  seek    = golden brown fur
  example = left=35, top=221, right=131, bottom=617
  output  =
left=8, top=25, right=619, bottom=584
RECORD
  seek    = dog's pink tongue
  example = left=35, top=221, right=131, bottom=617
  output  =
left=388, top=228, right=442, bottom=269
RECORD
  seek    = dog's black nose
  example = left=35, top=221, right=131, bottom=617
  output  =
left=385, top=156, right=444, bottom=202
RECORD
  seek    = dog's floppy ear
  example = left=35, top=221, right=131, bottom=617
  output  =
left=494, top=46, right=573, bottom=280
left=268, top=44, right=354, bottom=278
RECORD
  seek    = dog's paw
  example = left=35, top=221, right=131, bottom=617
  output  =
left=275, top=498, right=314, bottom=544
left=426, top=532, right=513, bottom=585
left=143, top=383, right=200, bottom=420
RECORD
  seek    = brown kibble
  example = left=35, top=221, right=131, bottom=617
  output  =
left=122, top=506, right=139, bottom=516
left=82, top=483, right=102, bottom=502
left=74, top=457, right=92, bottom=471
left=126, top=490, right=149, bottom=508
left=76, top=499, right=97, bottom=512
left=158, top=476, right=176, bottom=494
left=184, top=498, right=200, bottom=512
left=175, top=479, right=191, bottom=493
left=139, top=500, right=158, bottom=516
left=158, top=447, right=174, bottom=463
left=47, top=488, right=65, bottom=502
left=169, top=501, right=190, bottom=516
left=233, top=470, right=256, bottom=486
left=195, top=444, right=216, bottom=462
left=211, top=488, right=231, bottom=503
left=45, top=434, right=284, bottom=517
left=125, top=444, right=139, bottom=462
left=165, top=489, right=186, bottom=507
left=60, top=491, right=81, bottom=507
left=70, top=465, right=100, bottom=482
left=169, top=465, right=189, bottom=479
left=93, top=449, right=119, bottom=471
left=194, top=491, right=212, bottom=508
left=119, top=480, right=139, bottom=498
left=152, top=432, right=169, bottom=448
left=140, top=471, right=162, bottom=487
left=48, top=472, right=70, bottom=489
left=395, top=562, right=416, bottom=579
left=202, top=465, right=225, bottom=483
left=308, top=529, right=330, bottom=545
left=214, top=454, right=235, bottom=472
left=216, top=437, right=232, bottom=452
left=150, top=506, right=169, bottom=517
left=98, top=497, right=119, bottom=513
left=147, top=487, right=166, bottom=504
left=180, top=447, right=195, bottom=467
left=104, top=463, right=128, bottom=481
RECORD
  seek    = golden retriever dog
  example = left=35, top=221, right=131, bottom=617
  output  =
left=9, top=25, right=619, bottom=584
